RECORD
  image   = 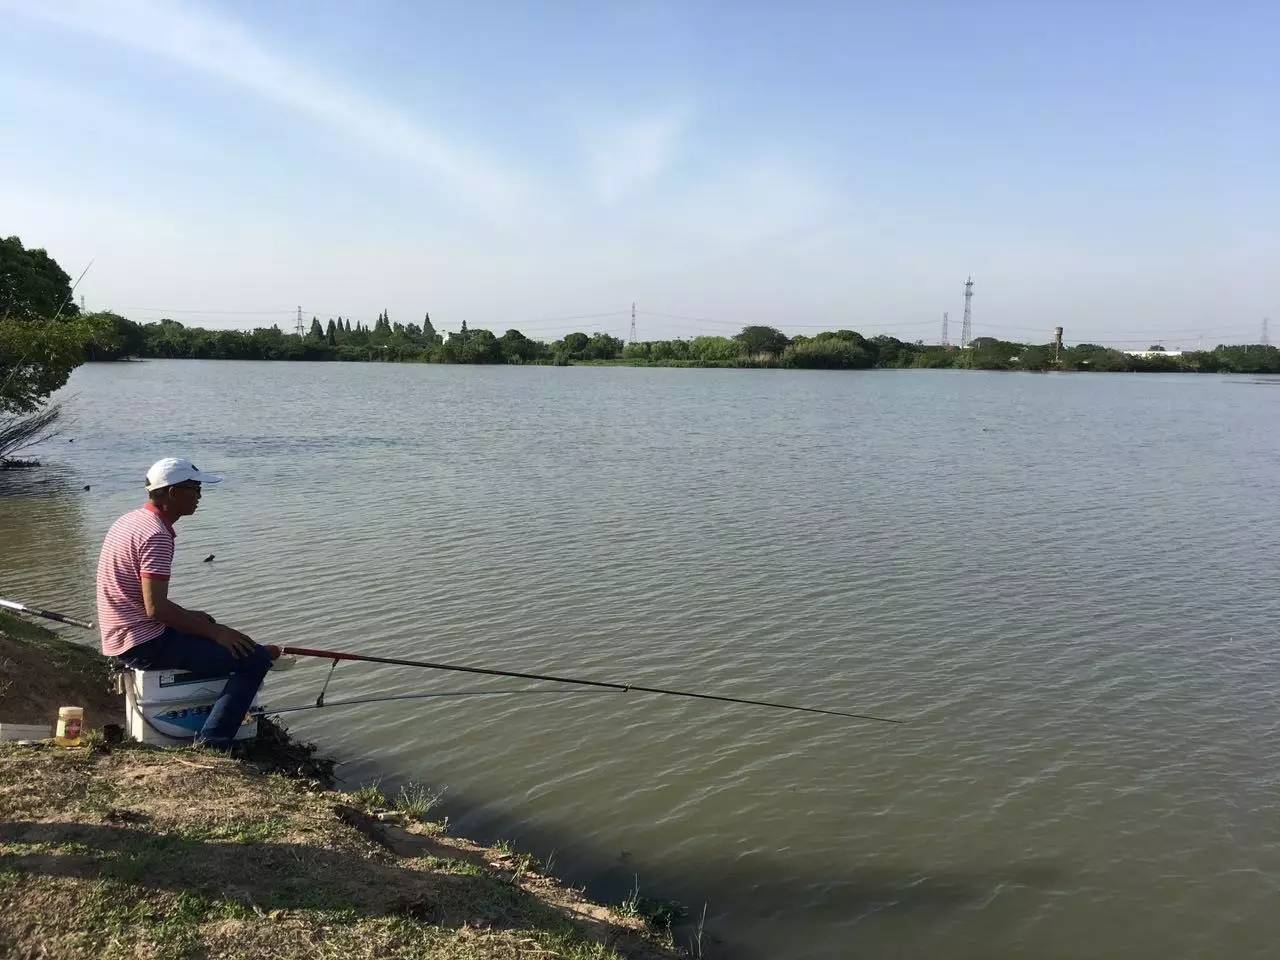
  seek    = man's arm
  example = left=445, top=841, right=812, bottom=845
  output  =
left=141, top=577, right=255, bottom=657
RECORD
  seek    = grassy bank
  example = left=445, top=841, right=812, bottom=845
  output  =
left=0, top=611, right=121, bottom=728
left=0, top=616, right=684, bottom=960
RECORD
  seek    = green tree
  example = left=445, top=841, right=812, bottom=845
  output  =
left=308, top=317, right=324, bottom=340
left=499, top=328, right=542, bottom=363
left=422, top=313, right=438, bottom=343
left=0, top=238, right=100, bottom=465
left=558, top=331, right=589, bottom=358
left=0, top=317, right=98, bottom=414
left=957, top=336, right=1023, bottom=371
left=1063, top=343, right=1133, bottom=372
left=689, top=335, right=741, bottom=364
left=870, top=335, right=918, bottom=367
left=1012, top=344, right=1056, bottom=371
left=910, top=347, right=957, bottom=368
left=782, top=336, right=874, bottom=369
left=649, top=339, right=691, bottom=362
left=325, top=318, right=338, bottom=346
left=735, top=325, right=789, bottom=357
left=622, top=340, right=652, bottom=361
left=82, top=311, right=145, bottom=360
left=584, top=332, right=624, bottom=360
left=0, top=236, right=80, bottom=321
left=440, top=327, right=500, bottom=363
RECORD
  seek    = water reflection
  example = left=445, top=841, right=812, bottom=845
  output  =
left=0, top=466, right=95, bottom=616
left=3, top=361, right=1279, bottom=959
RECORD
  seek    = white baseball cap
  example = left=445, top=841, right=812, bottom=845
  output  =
left=145, top=458, right=224, bottom=491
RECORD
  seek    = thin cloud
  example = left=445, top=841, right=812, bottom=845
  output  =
left=584, top=106, right=694, bottom=204
left=12, top=0, right=526, bottom=216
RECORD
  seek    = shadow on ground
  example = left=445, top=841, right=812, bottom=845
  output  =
left=2, top=819, right=552, bottom=930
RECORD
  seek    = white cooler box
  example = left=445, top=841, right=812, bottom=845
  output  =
left=125, top=668, right=259, bottom=746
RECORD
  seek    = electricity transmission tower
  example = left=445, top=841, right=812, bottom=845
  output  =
left=960, top=277, right=974, bottom=347
left=294, top=306, right=304, bottom=337
left=941, top=312, right=949, bottom=346
left=630, top=302, right=637, bottom=343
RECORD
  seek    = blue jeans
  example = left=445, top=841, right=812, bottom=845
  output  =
left=117, top=628, right=273, bottom=748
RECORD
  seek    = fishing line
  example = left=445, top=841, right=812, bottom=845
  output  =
left=283, top=645, right=902, bottom=724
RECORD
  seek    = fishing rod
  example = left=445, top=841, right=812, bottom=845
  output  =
left=261, top=686, right=623, bottom=716
left=0, top=598, right=902, bottom=724
left=0, top=597, right=94, bottom=630
left=282, top=645, right=903, bottom=724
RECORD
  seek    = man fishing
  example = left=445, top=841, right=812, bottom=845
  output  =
left=96, top=457, right=276, bottom=750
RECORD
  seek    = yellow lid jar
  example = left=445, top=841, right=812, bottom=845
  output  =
left=55, top=706, right=84, bottom=746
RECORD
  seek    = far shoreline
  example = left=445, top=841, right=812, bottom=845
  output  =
left=83, top=355, right=1280, bottom=377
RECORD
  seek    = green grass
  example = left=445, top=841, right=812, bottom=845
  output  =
left=0, top=609, right=114, bottom=700
left=0, top=609, right=59, bottom=644
left=26, top=877, right=258, bottom=960
left=394, top=782, right=446, bottom=821
left=351, top=779, right=388, bottom=809
left=182, top=815, right=288, bottom=845
left=616, top=876, right=687, bottom=932
left=0, top=714, right=675, bottom=960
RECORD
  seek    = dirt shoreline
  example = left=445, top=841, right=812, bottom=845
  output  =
left=0, top=612, right=688, bottom=959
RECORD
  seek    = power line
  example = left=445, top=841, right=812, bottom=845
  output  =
left=524, top=309, right=631, bottom=324
left=636, top=311, right=940, bottom=331
left=116, top=306, right=295, bottom=315
left=638, top=309, right=719, bottom=324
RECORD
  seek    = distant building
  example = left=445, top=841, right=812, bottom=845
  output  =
left=1124, top=349, right=1184, bottom=358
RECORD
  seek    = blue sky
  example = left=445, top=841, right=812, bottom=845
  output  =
left=1, top=0, right=1275, bottom=347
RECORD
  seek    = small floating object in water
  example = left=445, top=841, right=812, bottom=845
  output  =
left=82, top=485, right=90, bottom=491
left=203, top=554, right=215, bottom=562
left=67, top=438, right=74, bottom=443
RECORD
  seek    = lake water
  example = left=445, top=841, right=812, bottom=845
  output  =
left=2, top=360, right=1278, bottom=959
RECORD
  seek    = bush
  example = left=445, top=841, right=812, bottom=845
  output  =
left=782, top=336, right=874, bottom=369
left=689, top=335, right=742, bottom=364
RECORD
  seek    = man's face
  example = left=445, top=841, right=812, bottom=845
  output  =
left=165, top=480, right=202, bottom=516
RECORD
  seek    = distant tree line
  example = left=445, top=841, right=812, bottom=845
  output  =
left=6, top=234, right=1280, bottom=458
left=75, top=310, right=1280, bottom=375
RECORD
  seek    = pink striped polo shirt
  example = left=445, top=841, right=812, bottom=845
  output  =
left=96, top=503, right=176, bottom=656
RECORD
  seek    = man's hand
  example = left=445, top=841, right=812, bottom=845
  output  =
left=212, top=625, right=256, bottom=658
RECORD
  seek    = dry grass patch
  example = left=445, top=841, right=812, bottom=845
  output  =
left=0, top=743, right=680, bottom=960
